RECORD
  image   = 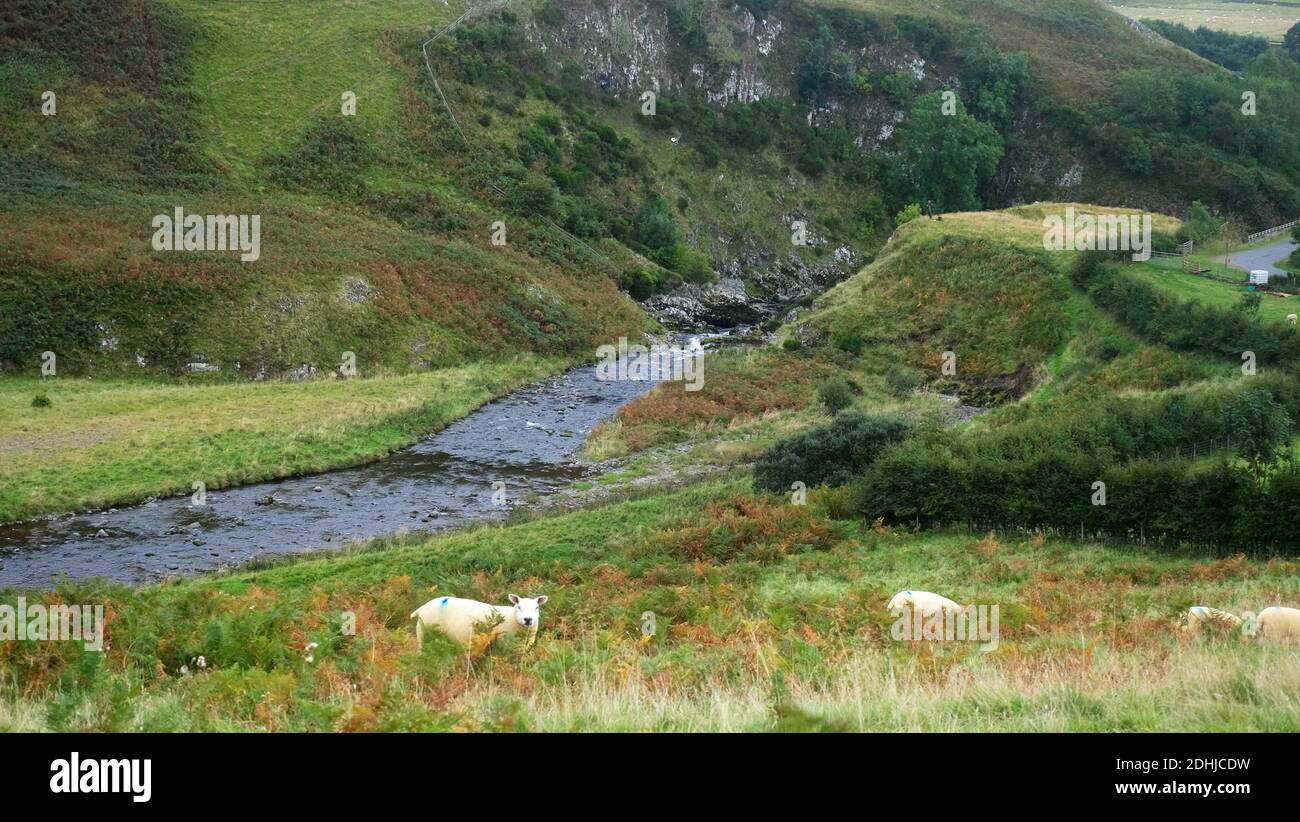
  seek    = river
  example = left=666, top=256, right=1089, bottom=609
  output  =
left=0, top=343, right=711, bottom=589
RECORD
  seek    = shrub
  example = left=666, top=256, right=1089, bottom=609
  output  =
left=1073, top=255, right=1300, bottom=364
left=646, top=496, right=840, bottom=563
left=831, top=328, right=864, bottom=355
left=854, top=378, right=1300, bottom=553
left=884, top=362, right=925, bottom=396
left=753, top=411, right=914, bottom=492
left=669, top=243, right=714, bottom=284
left=817, top=376, right=854, bottom=414
left=895, top=203, right=923, bottom=225
left=782, top=338, right=803, bottom=352
left=32, top=394, right=51, bottom=408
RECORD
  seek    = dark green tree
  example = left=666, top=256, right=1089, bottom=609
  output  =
left=890, top=93, right=1003, bottom=212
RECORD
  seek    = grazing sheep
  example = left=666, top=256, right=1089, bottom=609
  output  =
left=887, top=590, right=963, bottom=616
left=1256, top=606, right=1300, bottom=642
left=1289, top=314, right=1298, bottom=326
left=1180, top=605, right=1242, bottom=637
left=410, top=594, right=548, bottom=650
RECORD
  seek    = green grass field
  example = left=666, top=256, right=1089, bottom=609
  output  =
left=165, top=0, right=454, bottom=180
left=3, top=478, right=1297, bottom=731
left=0, top=357, right=560, bottom=523
left=1111, top=0, right=1300, bottom=39
left=1131, top=261, right=1300, bottom=324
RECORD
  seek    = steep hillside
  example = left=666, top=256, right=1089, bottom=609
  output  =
left=0, top=0, right=651, bottom=376
left=788, top=204, right=1187, bottom=403
left=2, top=0, right=1299, bottom=377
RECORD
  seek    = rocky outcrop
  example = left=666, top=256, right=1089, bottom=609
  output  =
left=644, top=252, right=847, bottom=330
left=643, top=277, right=765, bottom=329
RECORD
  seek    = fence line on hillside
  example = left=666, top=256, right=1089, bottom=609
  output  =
left=1145, top=437, right=1238, bottom=463
left=1246, top=219, right=1298, bottom=244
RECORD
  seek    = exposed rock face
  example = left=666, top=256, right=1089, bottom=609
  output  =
left=526, top=1, right=784, bottom=106
left=643, top=277, right=764, bottom=329
left=522, top=1, right=900, bottom=328
left=644, top=253, right=846, bottom=330
left=721, top=251, right=844, bottom=305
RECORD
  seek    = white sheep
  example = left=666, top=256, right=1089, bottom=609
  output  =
left=410, top=594, right=548, bottom=650
left=1180, top=605, right=1242, bottom=637
left=1288, top=314, right=1298, bottom=326
left=887, top=589, right=963, bottom=616
left=1256, top=606, right=1300, bottom=642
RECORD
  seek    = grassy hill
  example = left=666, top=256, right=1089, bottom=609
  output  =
left=4, top=0, right=1300, bottom=377
left=0, top=0, right=651, bottom=377
left=1110, top=0, right=1300, bottom=39
left=789, top=204, right=1189, bottom=402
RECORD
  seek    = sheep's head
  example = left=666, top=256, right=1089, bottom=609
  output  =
left=508, top=594, right=548, bottom=629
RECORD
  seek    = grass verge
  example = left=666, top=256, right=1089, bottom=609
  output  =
left=0, top=356, right=562, bottom=523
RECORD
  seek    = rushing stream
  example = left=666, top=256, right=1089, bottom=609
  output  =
left=0, top=342, right=715, bottom=589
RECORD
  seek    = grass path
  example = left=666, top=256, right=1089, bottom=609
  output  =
left=0, top=357, right=562, bottom=523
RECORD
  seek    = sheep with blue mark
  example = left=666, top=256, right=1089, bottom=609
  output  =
left=411, top=594, right=548, bottom=650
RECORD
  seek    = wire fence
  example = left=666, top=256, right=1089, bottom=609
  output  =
left=1143, top=437, right=1239, bottom=463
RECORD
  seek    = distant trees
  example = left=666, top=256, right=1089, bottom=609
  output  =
left=1144, top=20, right=1270, bottom=71
left=1286, top=21, right=1300, bottom=62
left=1179, top=201, right=1224, bottom=245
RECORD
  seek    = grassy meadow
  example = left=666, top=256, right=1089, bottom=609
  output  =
left=3, top=478, right=1298, bottom=732
left=1110, top=1, right=1300, bottom=39
left=1133, top=261, right=1300, bottom=324
left=0, top=357, right=560, bottom=523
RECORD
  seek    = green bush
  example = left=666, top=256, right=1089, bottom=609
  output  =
left=884, top=363, right=925, bottom=396
left=856, top=376, right=1300, bottom=553
left=895, top=203, right=923, bottom=225
left=753, top=411, right=914, bottom=493
left=1073, top=254, right=1300, bottom=364
left=32, top=393, right=51, bottom=408
left=669, top=243, right=714, bottom=284
left=817, top=376, right=855, bottom=414
left=831, top=328, right=864, bottom=355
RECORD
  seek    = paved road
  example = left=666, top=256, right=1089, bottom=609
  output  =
left=1217, top=237, right=1298, bottom=276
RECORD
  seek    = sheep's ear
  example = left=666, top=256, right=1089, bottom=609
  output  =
left=535, top=595, right=548, bottom=606
left=508, top=594, right=520, bottom=605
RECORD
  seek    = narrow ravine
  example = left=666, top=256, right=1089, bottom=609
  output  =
left=0, top=350, right=703, bottom=589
